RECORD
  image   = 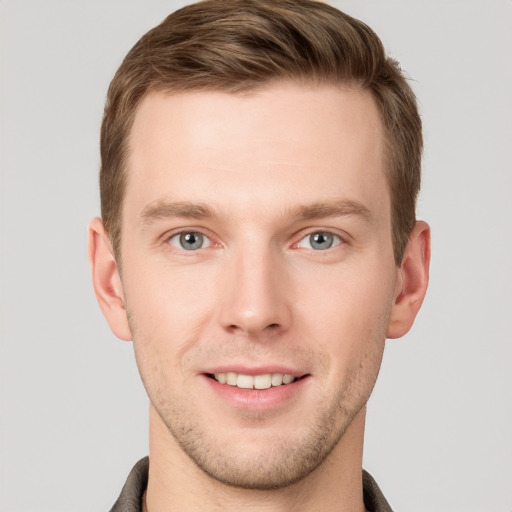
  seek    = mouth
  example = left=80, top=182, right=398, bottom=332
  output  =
left=206, top=372, right=306, bottom=390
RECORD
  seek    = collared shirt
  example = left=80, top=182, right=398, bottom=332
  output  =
left=109, top=457, right=393, bottom=512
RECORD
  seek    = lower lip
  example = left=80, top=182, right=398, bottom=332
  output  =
left=202, top=375, right=309, bottom=410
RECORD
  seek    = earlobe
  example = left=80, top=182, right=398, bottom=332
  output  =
left=88, top=217, right=132, bottom=341
left=387, top=221, right=431, bottom=339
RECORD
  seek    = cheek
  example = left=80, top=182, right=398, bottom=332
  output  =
left=125, top=259, right=216, bottom=328
left=296, top=262, right=394, bottom=364
left=122, top=261, right=219, bottom=378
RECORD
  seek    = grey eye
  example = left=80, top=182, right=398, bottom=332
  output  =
left=169, top=232, right=210, bottom=250
left=310, top=232, right=334, bottom=250
left=297, top=232, right=341, bottom=250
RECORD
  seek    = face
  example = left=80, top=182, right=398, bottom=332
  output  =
left=119, top=82, right=399, bottom=489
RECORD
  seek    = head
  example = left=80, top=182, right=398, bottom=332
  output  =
left=90, top=0, right=430, bottom=495
left=100, top=0, right=422, bottom=266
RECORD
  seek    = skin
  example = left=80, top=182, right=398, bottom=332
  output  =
left=89, top=82, right=430, bottom=512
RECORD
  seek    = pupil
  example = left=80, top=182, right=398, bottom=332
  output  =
left=180, top=232, right=202, bottom=250
left=311, top=232, right=333, bottom=250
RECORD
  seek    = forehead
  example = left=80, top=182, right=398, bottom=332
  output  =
left=124, top=82, right=388, bottom=226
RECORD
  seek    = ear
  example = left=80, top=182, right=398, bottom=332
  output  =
left=88, top=217, right=132, bottom=341
left=387, top=221, right=431, bottom=339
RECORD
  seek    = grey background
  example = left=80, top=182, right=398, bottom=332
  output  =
left=1, top=1, right=510, bottom=511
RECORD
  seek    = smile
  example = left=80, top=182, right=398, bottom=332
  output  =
left=208, top=372, right=299, bottom=390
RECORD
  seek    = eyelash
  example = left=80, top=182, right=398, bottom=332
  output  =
left=166, top=231, right=213, bottom=251
left=294, top=231, right=343, bottom=251
left=164, top=229, right=345, bottom=253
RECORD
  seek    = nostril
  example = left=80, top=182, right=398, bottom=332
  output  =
left=225, top=322, right=280, bottom=334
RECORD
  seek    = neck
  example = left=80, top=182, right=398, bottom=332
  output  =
left=145, top=406, right=367, bottom=512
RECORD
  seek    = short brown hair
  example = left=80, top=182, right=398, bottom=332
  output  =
left=100, top=0, right=422, bottom=264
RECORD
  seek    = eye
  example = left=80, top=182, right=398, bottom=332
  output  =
left=297, top=231, right=342, bottom=251
left=168, top=232, right=211, bottom=251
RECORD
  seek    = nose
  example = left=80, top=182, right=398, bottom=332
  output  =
left=219, top=244, right=292, bottom=337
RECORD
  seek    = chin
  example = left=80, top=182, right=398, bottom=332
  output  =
left=159, top=398, right=358, bottom=491
left=186, top=439, right=337, bottom=490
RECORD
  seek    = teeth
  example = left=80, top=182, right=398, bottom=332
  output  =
left=237, top=374, right=254, bottom=389
left=271, top=373, right=283, bottom=386
left=253, top=374, right=272, bottom=390
left=283, top=374, right=294, bottom=384
left=212, top=372, right=297, bottom=389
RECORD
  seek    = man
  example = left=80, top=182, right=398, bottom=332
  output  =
left=88, top=0, right=430, bottom=510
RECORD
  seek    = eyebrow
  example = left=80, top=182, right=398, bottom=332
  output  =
left=140, top=198, right=372, bottom=224
left=141, top=201, right=215, bottom=224
left=290, top=199, right=372, bottom=222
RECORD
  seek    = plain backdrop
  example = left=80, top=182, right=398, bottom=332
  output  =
left=1, top=1, right=511, bottom=511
